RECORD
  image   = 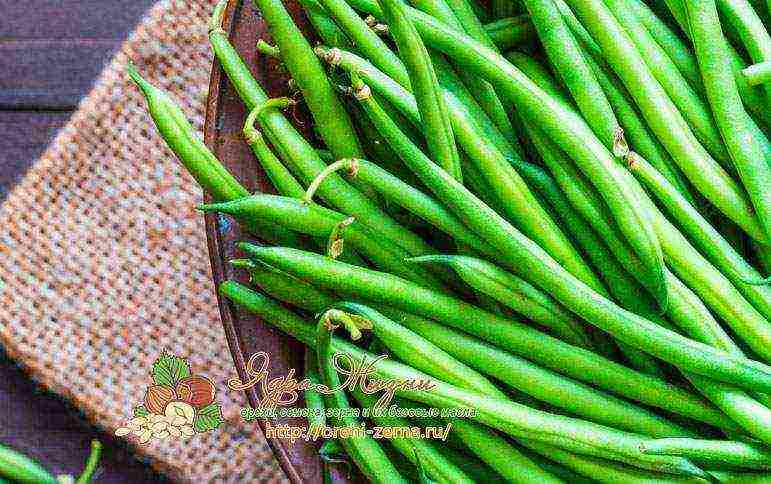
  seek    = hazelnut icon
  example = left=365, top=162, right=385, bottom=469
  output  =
left=176, top=376, right=216, bottom=409
left=144, top=385, right=176, bottom=415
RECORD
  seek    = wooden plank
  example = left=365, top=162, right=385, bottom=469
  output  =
left=0, top=40, right=121, bottom=109
left=0, top=0, right=156, bottom=39
left=0, top=111, right=70, bottom=198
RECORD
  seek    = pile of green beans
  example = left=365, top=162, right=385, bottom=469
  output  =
left=129, top=0, right=771, bottom=480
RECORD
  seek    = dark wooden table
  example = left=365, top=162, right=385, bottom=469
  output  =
left=0, top=1, right=170, bottom=481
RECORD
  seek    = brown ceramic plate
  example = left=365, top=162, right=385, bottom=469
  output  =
left=203, top=1, right=355, bottom=482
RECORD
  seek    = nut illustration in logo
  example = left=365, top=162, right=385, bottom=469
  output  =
left=115, top=351, right=223, bottom=444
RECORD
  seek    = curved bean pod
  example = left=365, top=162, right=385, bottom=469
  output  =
left=640, top=439, right=771, bottom=470
left=303, top=158, right=495, bottom=256
left=220, top=283, right=706, bottom=476
left=243, top=105, right=305, bottom=199
left=200, top=195, right=443, bottom=289
left=240, top=0, right=362, bottom=162
left=410, top=255, right=593, bottom=349
left=350, top=2, right=670, bottom=309
left=561, top=0, right=764, bottom=242
left=208, top=4, right=432, bottom=256
left=378, top=0, right=462, bottom=179
left=350, top=389, right=476, bottom=484
left=239, top=260, right=730, bottom=432
left=127, top=64, right=302, bottom=247
left=603, top=0, right=732, bottom=169
left=628, top=153, right=771, bottom=317
left=685, top=0, right=771, bottom=249
left=315, top=311, right=409, bottom=484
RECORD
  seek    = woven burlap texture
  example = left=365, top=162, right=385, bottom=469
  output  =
left=0, top=0, right=287, bottom=482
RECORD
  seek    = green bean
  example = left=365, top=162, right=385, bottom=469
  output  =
left=0, top=443, right=57, bottom=484
left=296, top=0, right=354, bottom=48
left=208, top=5, right=433, bottom=257
left=350, top=389, right=475, bottom=483
left=422, top=0, right=522, bottom=151
left=352, top=81, right=771, bottom=387
left=552, top=43, right=695, bottom=204
left=447, top=419, right=565, bottom=484
left=242, top=245, right=771, bottom=414
left=532, top=146, right=771, bottom=442
left=523, top=441, right=704, bottom=483
left=483, top=16, right=538, bottom=50
left=625, top=0, right=704, bottom=93
left=220, top=283, right=707, bottom=476
left=126, top=64, right=302, bottom=247
left=743, top=61, right=771, bottom=85
left=315, top=311, right=409, bottom=484
left=714, top=0, right=771, bottom=103
left=353, top=2, right=670, bottom=310
left=243, top=104, right=305, bottom=199
left=331, top=305, right=555, bottom=482
left=302, top=158, right=495, bottom=256
left=239, top=259, right=730, bottom=432
left=303, top=349, right=327, bottom=434
left=200, top=195, right=443, bottom=289
left=316, top=0, right=409, bottom=87
left=641, top=439, right=771, bottom=470
left=684, top=0, right=771, bottom=250
left=76, top=440, right=102, bottom=484
left=525, top=121, right=664, bottom=307
left=628, top=154, right=771, bottom=317
left=661, top=0, right=771, bottom=132
left=603, top=0, right=732, bottom=170
left=521, top=0, right=620, bottom=148
left=242, top=0, right=361, bottom=162
left=321, top=48, right=603, bottom=292
left=378, top=0, right=462, bottom=179
left=561, top=0, right=765, bottom=243
left=435, top=78, right=603, bottom=293
left=516, top=445, right=596, bottom=483
left=410, top=255, right=592, bottom=349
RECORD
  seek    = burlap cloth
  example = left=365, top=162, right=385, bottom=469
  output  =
left=0, top=0, right=287, bottom=482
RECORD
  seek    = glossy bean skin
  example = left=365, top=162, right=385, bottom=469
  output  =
left=244, top=266, right=572, bottom=482
left=240, top=260, right=730, bottom=433
left=560, top=0, right=765, bottom=243
left=322, top=47, right=608, bottom=294
left=628, top=153, right=771, bottom=321
left=641, top=438, right=771, bottom=470
left=743, top=61, right=771, bottom=86
left=0, top=443, right=57, bottom=484
left=334, top=304, right=561, bottom=483
left=410, top=254, right=593, bottom=349
left=684, top=0, right=771, bottom=247
left=208, top=3, right=432, bottom=257
left=378, top=0, right=462, bottom=179
left=240, top=0, right=362, bottom=162
left=302, top=157, right=496, bottom=256
left=603, top=0, right=733, bottom=169
left=661, top=0, right=771, bottom=133
left=219, top=282, right=706, bottom=476
left=350, top=82, right=771, bottom=391
left=362, top=1, right=671, bottom=310
left=126, top=65, right=302, bottom=248
left=200, top=195, right=444, bottom=289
